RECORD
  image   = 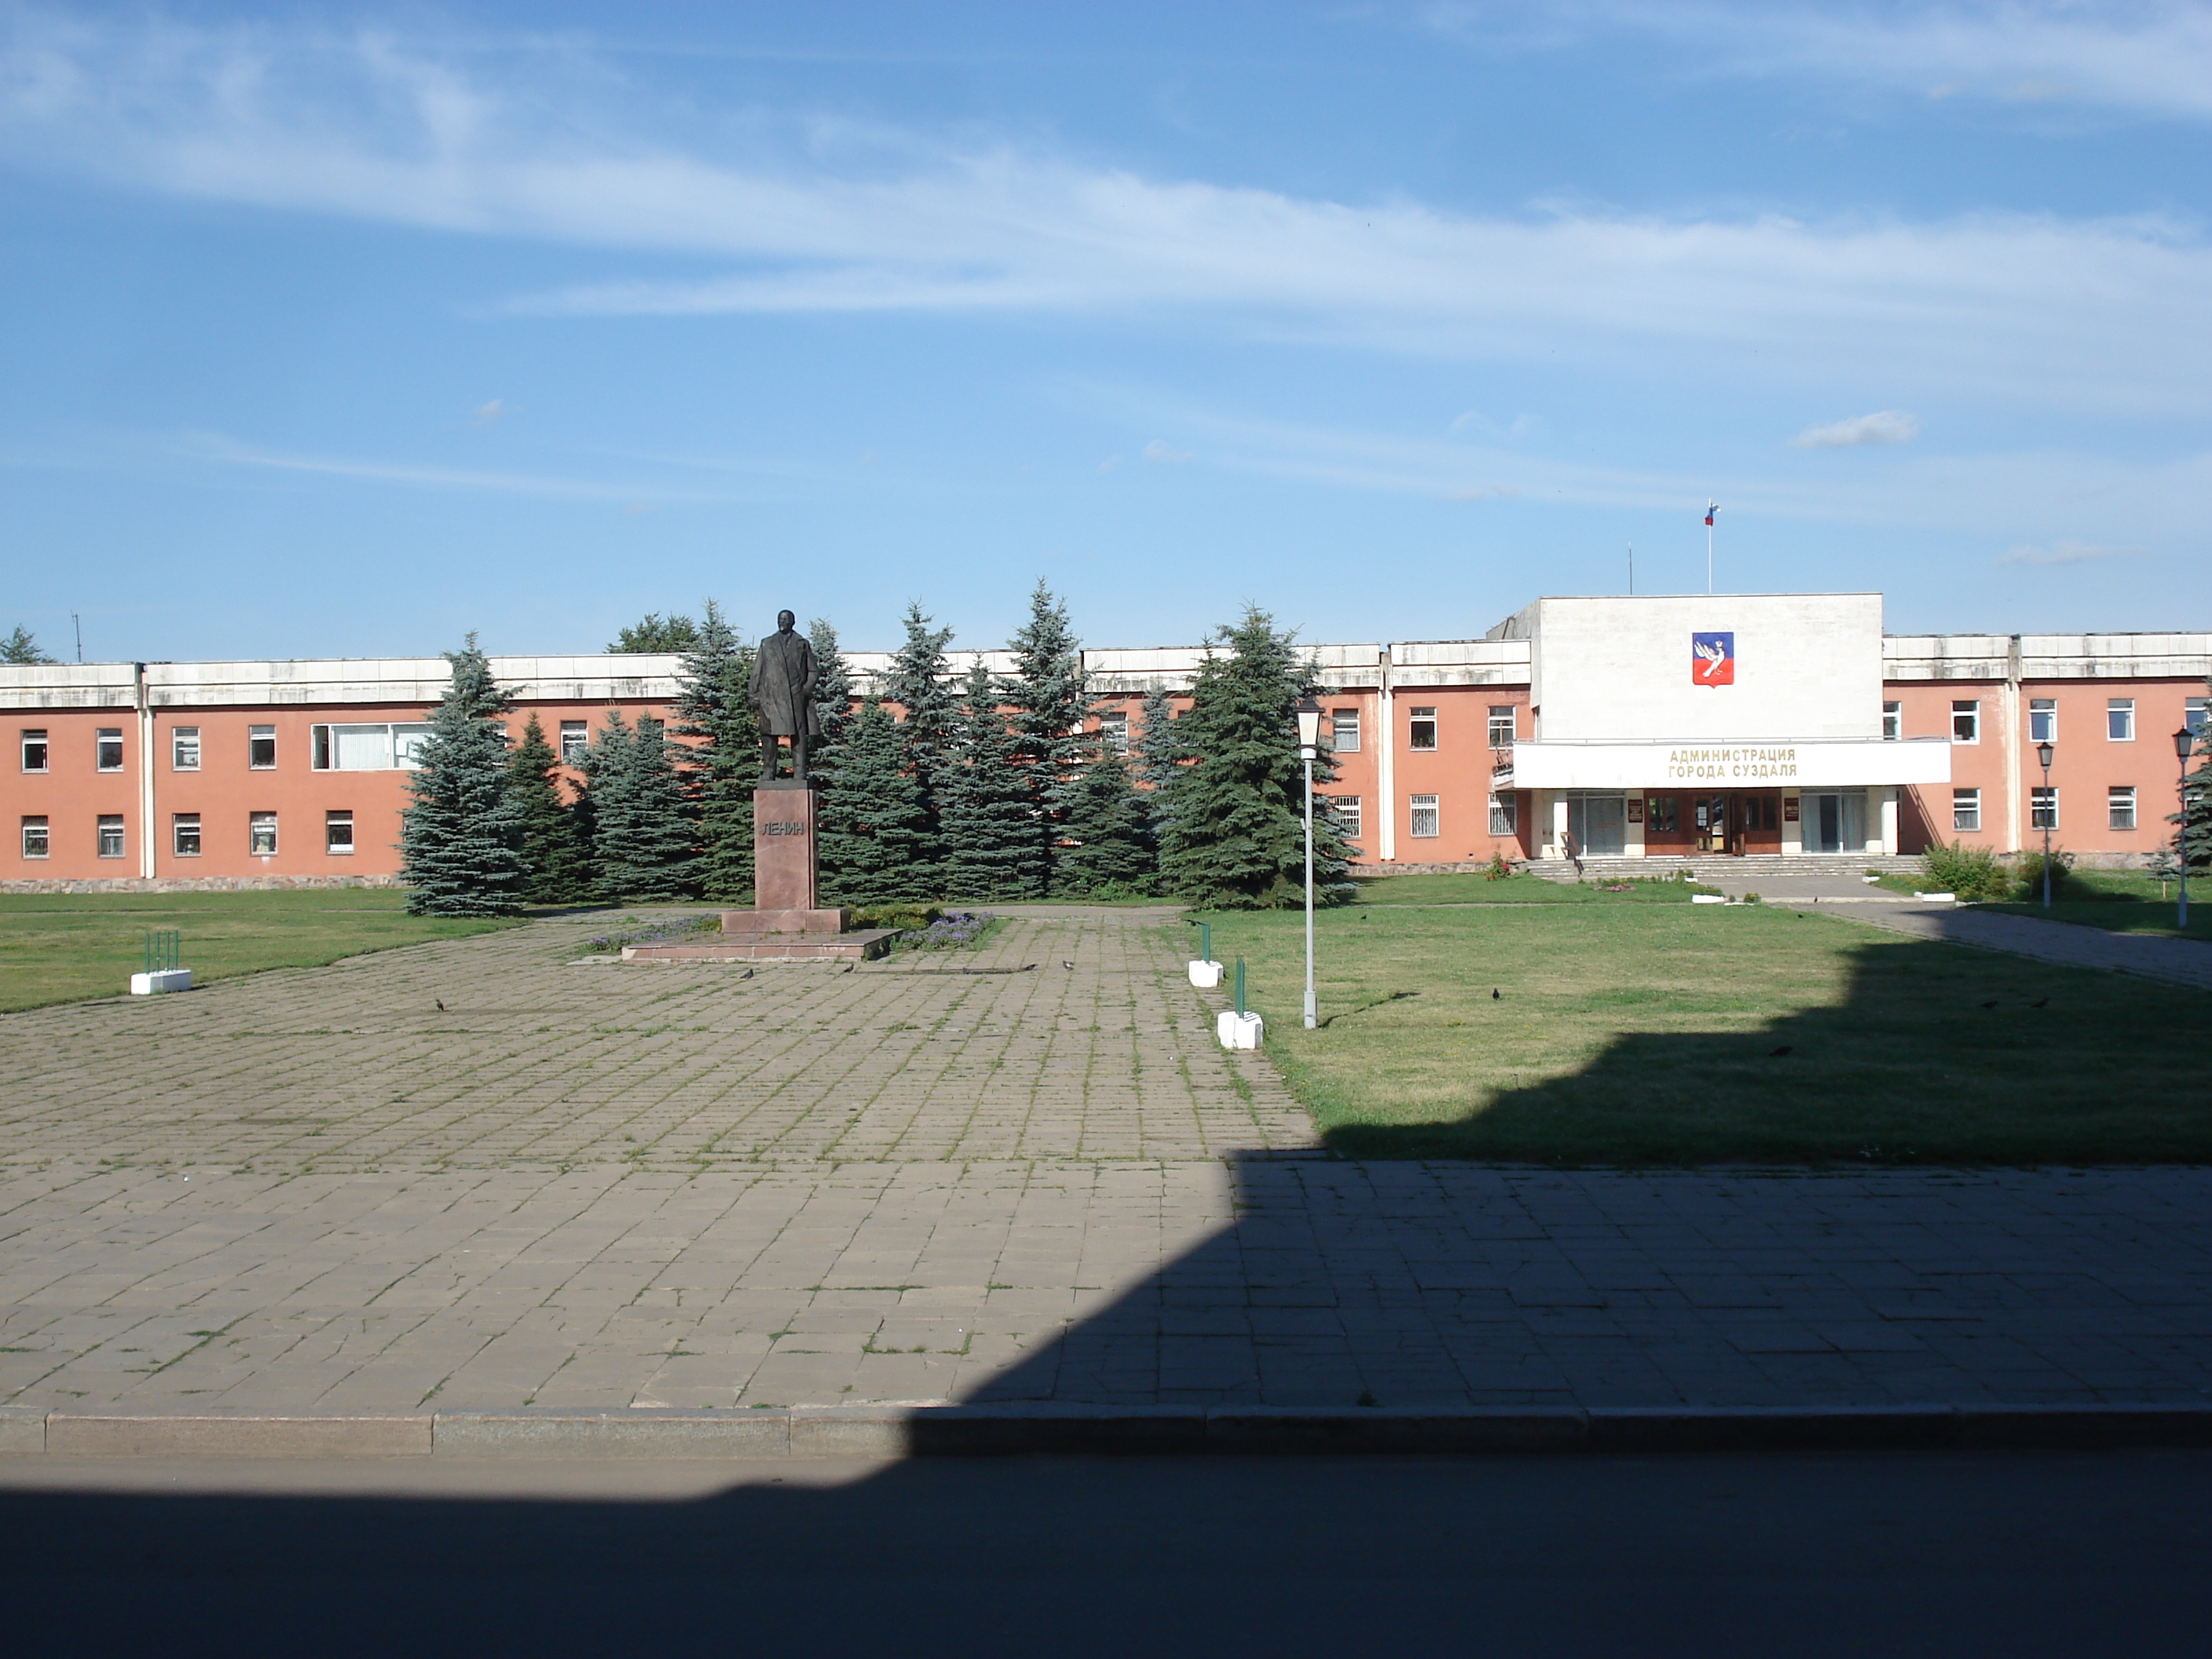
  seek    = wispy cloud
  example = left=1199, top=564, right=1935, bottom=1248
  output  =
left=1422, top=2, right=2212, bottom=123
left=192, top=434, right=706, bottom=504
left=1791, top=410, right=1920, bottom=449
left=1996, top=540, right=2143, bottom=566
left=472, top=398, right=504, bottom=425
left=1141, top=438, right=1192, bottom=464
left=1, top=13, right=2208, bottom=414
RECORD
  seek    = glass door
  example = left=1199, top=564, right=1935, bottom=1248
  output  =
left=1566, top=793, right=1627, bottom=857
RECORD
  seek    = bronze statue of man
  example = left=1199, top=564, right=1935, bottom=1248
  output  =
left=749, top=610, right=820, bottom=782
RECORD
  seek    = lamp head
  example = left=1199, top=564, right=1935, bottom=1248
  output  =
left=2178, top=727, right=2199, bottom=763
left=1295, top=696, right=1324, bottom=753
left=2036, top=740, right=2054, bottom=773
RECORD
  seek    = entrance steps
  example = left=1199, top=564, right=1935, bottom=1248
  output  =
left=1533, top=853, right=1920, bottom=884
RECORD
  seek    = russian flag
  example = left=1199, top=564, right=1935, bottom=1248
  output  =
left=1704, top=502, right=1718, bottom=527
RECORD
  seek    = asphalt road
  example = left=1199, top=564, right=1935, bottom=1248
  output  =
left=4, top=1450, right=2208, bottom=1656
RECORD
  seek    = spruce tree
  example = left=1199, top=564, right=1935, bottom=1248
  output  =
left=583, top=712, right=698, bottom=902
left=1133, top=685, right=1185, bottom=840
left=940, top=661, right=1043, bottom=901
left=1001, top=580, right=1093, bottom=886
left=673, top=599, right=758, bottom=902
left=606, top=613, right=699, bottom=654
left=1156, top=607, right=1354, bottom=910
left=817, top=701, right=936, bottom=905
left=2, top=624, right=55, bottom=665
left=399, top=634, right=528, bottom=916
left=507, top=712, right=595, bottom=904
left=804, top=617, right=855, bottom=791
left=1053, top=747, right=1156, bottom=895
left=883, top=602, right=958, bottom=879
left=2166, top=686, right=2212, bottom=879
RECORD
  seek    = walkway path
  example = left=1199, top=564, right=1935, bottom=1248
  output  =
left=2, top=908, right=2208, bottom=1417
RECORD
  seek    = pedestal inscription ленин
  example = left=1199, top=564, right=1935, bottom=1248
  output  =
left=720, top=786, right=851, bottom=936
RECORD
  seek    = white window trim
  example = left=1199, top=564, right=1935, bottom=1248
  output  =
left=171, top=727, right=201, bottom=771
left=1951, top=701, right=1980, bottom=744
left=20, top=816, right=49, bottom=859
left=1408, top=793, right=1441, bottom=837
left=2107, top=699, right=2135, bottom=742
left=96, top=814, right=126, bottom=858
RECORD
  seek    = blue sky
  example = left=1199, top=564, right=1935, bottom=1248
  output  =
left=3, top=2, right=2209, bottom=661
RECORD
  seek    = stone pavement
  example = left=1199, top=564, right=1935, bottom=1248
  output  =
left=2, top=906, right=2210, bottom=1419
left=1845, top=902, right=2212, bottom=991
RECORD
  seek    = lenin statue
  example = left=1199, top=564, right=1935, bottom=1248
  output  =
left=749, top=610, right=821, bottom=783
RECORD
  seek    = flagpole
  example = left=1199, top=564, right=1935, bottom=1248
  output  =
left=1705, top=501, right=1717, bottom=595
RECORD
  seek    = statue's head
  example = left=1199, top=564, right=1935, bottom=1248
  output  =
left=776, top=610, right=797, bottom=632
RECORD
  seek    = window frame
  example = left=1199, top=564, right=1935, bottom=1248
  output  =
left=96, top=814, right=126, bottom=859
left=1881, top=702, right=1902, bottom=742
left=2027, top=699, right=2056, bottom=745
left=1408, top=793, right=1441, bottom=838
left=20, top=729, right=48, bottom=773
left=1488, top=793, right=1517, bottom=837
left=1952, top=788, right=1981, bottom=833
left=310, top=721, right=435, bottom=771
left=2107, top=698, right=2135, bottom=742
left=248, top=725, right=277, bottom=771
left=1407, top=708, right=1438, bottom=752
left=2108, top=786, right=2137, bottom=831
left=249, top=812, right=278, bottom=856
left=172, top=814, right=202, bottom=858
left=1096, top=709, right=1130, bottom=755
left=324, top=811, right=356, bottom=855
left=1951, top=701, right=1980, bottom=744
left=171, top=726, right=200, bottom=771
left=558, top=720, right=589, bottom=762
left=1328, top=709, right=1360, bottom=754
left=1328, top=795, right=1361, bottom=842
left=95, top=727, right=125, bottom=772
left=1486, top=705, right=1516, bottom=749
left=2030, top=786, right=2058, bottom=831
left=20, top=815, right=49, bottom=859
left=2188, top=698, right=2210, bottom=736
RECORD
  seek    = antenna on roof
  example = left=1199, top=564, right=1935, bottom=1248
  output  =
left=1627, top=544, right=1634, bottom=596
left=71, top=613, right=82, bottom=664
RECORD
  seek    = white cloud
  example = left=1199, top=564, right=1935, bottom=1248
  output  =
left=1097, top=455, right=1122, bottom=473
left=472, top=398, right=504, bottom=425
left=1141, top=439, right=1192, bottom=464
left=1, top=13, right=2210, bottom=414
left=1423, top=2, right=2212, bottom=123
left=1996, top=540, right=2144, bottom=566
left=1790, top=410, right=1920, bottom=449
left=190, top=434, right=710, bottom=503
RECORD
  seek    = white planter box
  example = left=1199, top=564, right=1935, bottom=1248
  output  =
left=1216, top=1009, right=1264, bottom=1049
left=1188, top=960, right=1223, bottom=987
left=1914, top=892, right=1956, bottom=903
left=1690, top=894, right=1728, bottom=906
left=130, top=969, right=192, bottom=995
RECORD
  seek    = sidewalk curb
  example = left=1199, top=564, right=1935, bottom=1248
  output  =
left=8, top=1401, right=2211, bottom=1459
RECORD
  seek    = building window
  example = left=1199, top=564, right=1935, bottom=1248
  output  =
left=97, top=815, right=125, bottom=858
left=2189, top=698, right=2210, bottom=736
left=2028, top=699, right=2056, bottom=744
left=249, top=812, right=278, bottom=855
left=2107, top=698, right=2134, bottom=742
left=1489, top=793, right=1517, bottom=836
left=172, top=814, right=201, bottom=857
left=325, top=811, right=355, bottom=854
left=1408, top=794, right=1440, bottom=837
left=1324, top=709, right=1358, bottom=754
left=2030, top=787, right=2057, bottom=831
left=2108, top=786, right=2137, bottom=830
left=1953, top=789, right=1980, bottom=832
left=1096, top=709, right=1130, bottom=754
left=1951, top=701, right=1979, bottom=743
left=1645, top=797, right=1679, bottom=833
left=249, top=725, right=276, bottom=769
left=310, top=722, right=434, bottom=770
left=172, top=727, right=200, bottom=770
left=1882, top=702, right=1901, bottom=741
left=1408, top=708, right=1437, bottom=751
left=20, top=816, right=49, bottom=859
left=558, top=720, right=589, bottom=762
left=1487, top=706, right=1516, bottom=749
left=19, top=729, right=47, bottom=772
left=1328, top=796, right=1361, bottom=841
left=96, top=728, right=124, bottom=771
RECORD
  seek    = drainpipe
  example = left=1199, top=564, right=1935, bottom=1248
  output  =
left=1376, top=646, right=1396, bottom=862
left=2001, top=635, right=2022, bottom=853
left=134, top=662, right=156, bottom=879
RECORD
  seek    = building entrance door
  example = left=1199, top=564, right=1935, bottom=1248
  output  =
left=1693, top=795, right=1728, bottom=853
left=1801, top=792, right=1866, bottom=854
left=1566, top=792, right=1627, bottom=858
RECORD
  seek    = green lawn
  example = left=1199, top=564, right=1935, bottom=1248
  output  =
left=1875, top=864, right=2211, bottom=939
left=1190, top=901, right=2211, bottom=1165
left=1353, top=871, right=1715, bottom=905
left=0, top=891, right=524, bottom=1012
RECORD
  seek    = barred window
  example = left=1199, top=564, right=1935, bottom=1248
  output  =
left=1328, top=795, right=1361, bottom=841
left=1488, top=794, right=1516, bottom=836
left=1408, top=794, right=1440, bottom=837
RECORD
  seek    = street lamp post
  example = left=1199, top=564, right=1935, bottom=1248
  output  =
left=2176, top=727, right=2197, bottom=931
left=2035, top=739, right=2055, bottom=908
left=1295, top=696, right=1323, bottom=1030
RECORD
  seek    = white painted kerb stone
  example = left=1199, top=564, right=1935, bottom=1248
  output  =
left=1217, top=1009, right=1263, bottom=1049
left=1188, top=960, right=1223, bottom=987
left=129, top=969, right=192, bottom=995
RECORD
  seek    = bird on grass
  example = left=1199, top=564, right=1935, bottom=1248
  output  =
left=434, top=999, right=445, bottom=1012
left=1491, top=988, right=1501, bottom=1000
left=738, top=969, right=754, bottom=981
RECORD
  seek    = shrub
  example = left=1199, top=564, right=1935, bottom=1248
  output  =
left=896, top=910, right=997, bottom=950
left=2015, top=847, right=2076, bottom=901
left=1917, top=840, right=2012, bottom=902
left=1485, top=851, right=1513, bottom=881
left=851, top=903, right=942, bottom=932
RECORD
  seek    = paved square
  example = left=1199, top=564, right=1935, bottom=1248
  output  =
left=3, top=907, right=2210, bottom=1415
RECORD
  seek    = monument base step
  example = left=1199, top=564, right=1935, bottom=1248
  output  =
left=624, top=929, right=896, bottom=963
left=718, top=907, right=852, bottom=935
